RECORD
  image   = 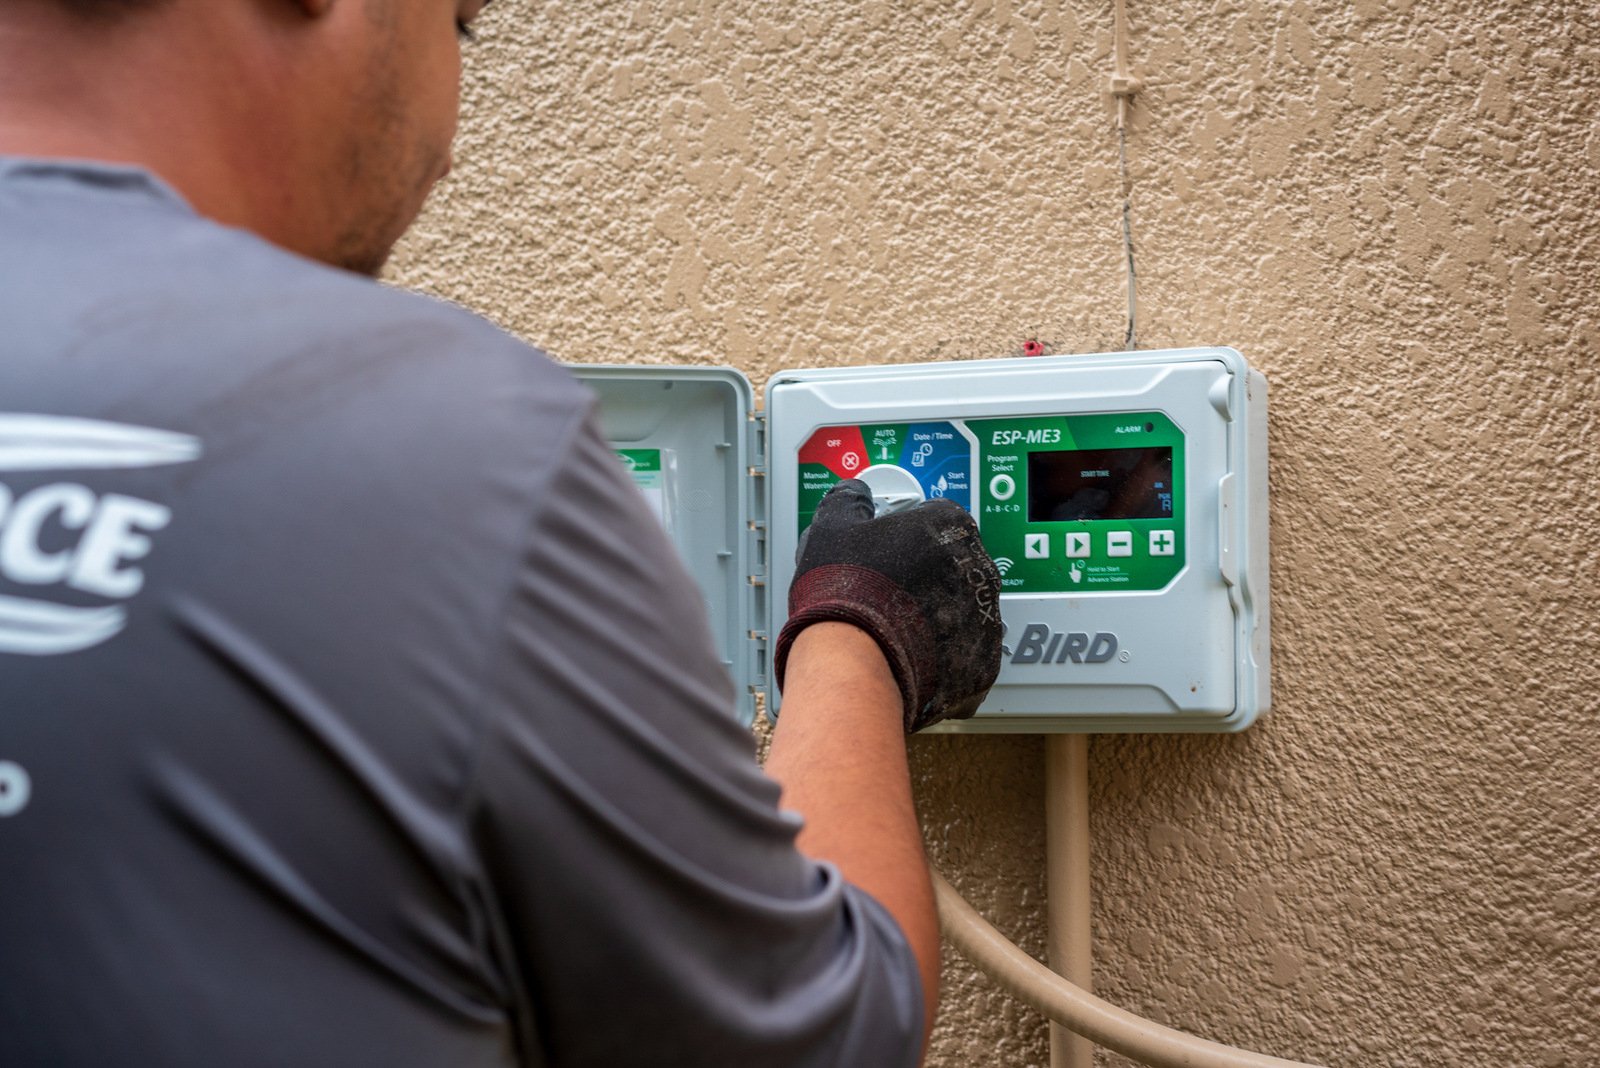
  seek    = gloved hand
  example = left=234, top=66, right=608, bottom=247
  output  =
left=773, top=479, right=1003, bottom=732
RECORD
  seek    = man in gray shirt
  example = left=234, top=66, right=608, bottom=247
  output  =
left=0, top=3, right=1001, bottom=1065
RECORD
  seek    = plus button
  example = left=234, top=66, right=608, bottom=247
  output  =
left=1149, top=530, right=1176, bottom=557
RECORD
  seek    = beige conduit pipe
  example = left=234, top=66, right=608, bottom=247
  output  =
left=1046, top=735, right=1094, bottom=1068
left=933, top=874, right=1327, bottom=1068
left=932, top=733, right=1327, bottom=1068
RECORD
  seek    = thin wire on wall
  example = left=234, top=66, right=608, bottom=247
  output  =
left=1119, top=120, right=1138, bottom=349
left=1112, top=0, right=1141, bottom=349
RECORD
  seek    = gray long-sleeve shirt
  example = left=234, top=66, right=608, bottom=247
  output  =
left=0, top=159, right=921, bottom=1067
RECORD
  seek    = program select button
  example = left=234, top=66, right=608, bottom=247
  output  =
left=989, top=473, right=1016, bottom=501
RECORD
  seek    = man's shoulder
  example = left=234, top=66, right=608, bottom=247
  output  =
left=3, top=158, right=592, bottom=419
left=191, top=221, right=589, bottom=409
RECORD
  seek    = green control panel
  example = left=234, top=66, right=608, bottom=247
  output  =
left=973, top=412, right=1185, bottom=593
left=792, top=412, right=1184, bottom=595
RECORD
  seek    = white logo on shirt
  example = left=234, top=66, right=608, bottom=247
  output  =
left=0, top=415, right=201, bottom=655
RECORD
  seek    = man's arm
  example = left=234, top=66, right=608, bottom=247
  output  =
left=471, top=421, right=931, bottom=1067
left=762, top=479, right=1006, bottom=1058
left=764, top=622, right=941, bottom=1050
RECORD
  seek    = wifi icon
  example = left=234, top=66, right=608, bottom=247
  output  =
left=994, top=557, right=1016, bottom=575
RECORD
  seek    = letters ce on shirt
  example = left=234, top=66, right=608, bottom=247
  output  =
left=0, top=413, right=199, bottom=656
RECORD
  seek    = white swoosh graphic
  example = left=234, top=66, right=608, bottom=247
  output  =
left=0, top=414, right=201, bottom=472
left=0, top=594, right=127, bottom=655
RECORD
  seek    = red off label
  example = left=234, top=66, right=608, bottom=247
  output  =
left=798, top=426, right=868, bottom=478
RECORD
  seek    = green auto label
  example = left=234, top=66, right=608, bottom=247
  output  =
left=970, top=412, right=1185, bottom=593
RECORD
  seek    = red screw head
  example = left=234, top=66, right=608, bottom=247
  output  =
left=1023, top=339, right=1045, bottom=357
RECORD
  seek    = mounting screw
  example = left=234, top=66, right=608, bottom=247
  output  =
left=1022, top=339, right=1045, bottom=357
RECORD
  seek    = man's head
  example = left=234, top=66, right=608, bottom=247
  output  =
left=0, top=0, right=487, bottom=275
left=295, top=0, right=489, bottom=275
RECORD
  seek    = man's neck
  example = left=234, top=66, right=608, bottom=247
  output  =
left=0, top=5, right=319, bottom=260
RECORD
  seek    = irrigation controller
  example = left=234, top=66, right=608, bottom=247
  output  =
left=576, top=348, right=1269, bottom=733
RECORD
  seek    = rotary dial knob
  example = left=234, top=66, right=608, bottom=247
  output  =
left=856, top=464, right=927, bottom=516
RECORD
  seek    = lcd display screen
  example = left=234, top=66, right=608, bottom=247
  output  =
left=1028, top=447, right=1173, bottom=522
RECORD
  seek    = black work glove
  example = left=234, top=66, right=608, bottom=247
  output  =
left=773, top=479, right=1003, bottom=732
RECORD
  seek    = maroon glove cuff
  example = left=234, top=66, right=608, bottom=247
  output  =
left=772, top=564, right=938, bottom=732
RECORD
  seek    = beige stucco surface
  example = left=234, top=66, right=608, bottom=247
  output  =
left=389, top=2, right=1599, bottom=1064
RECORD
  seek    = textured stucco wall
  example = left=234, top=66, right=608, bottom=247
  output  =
left=389, top=2, right=1600, bottom=1064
